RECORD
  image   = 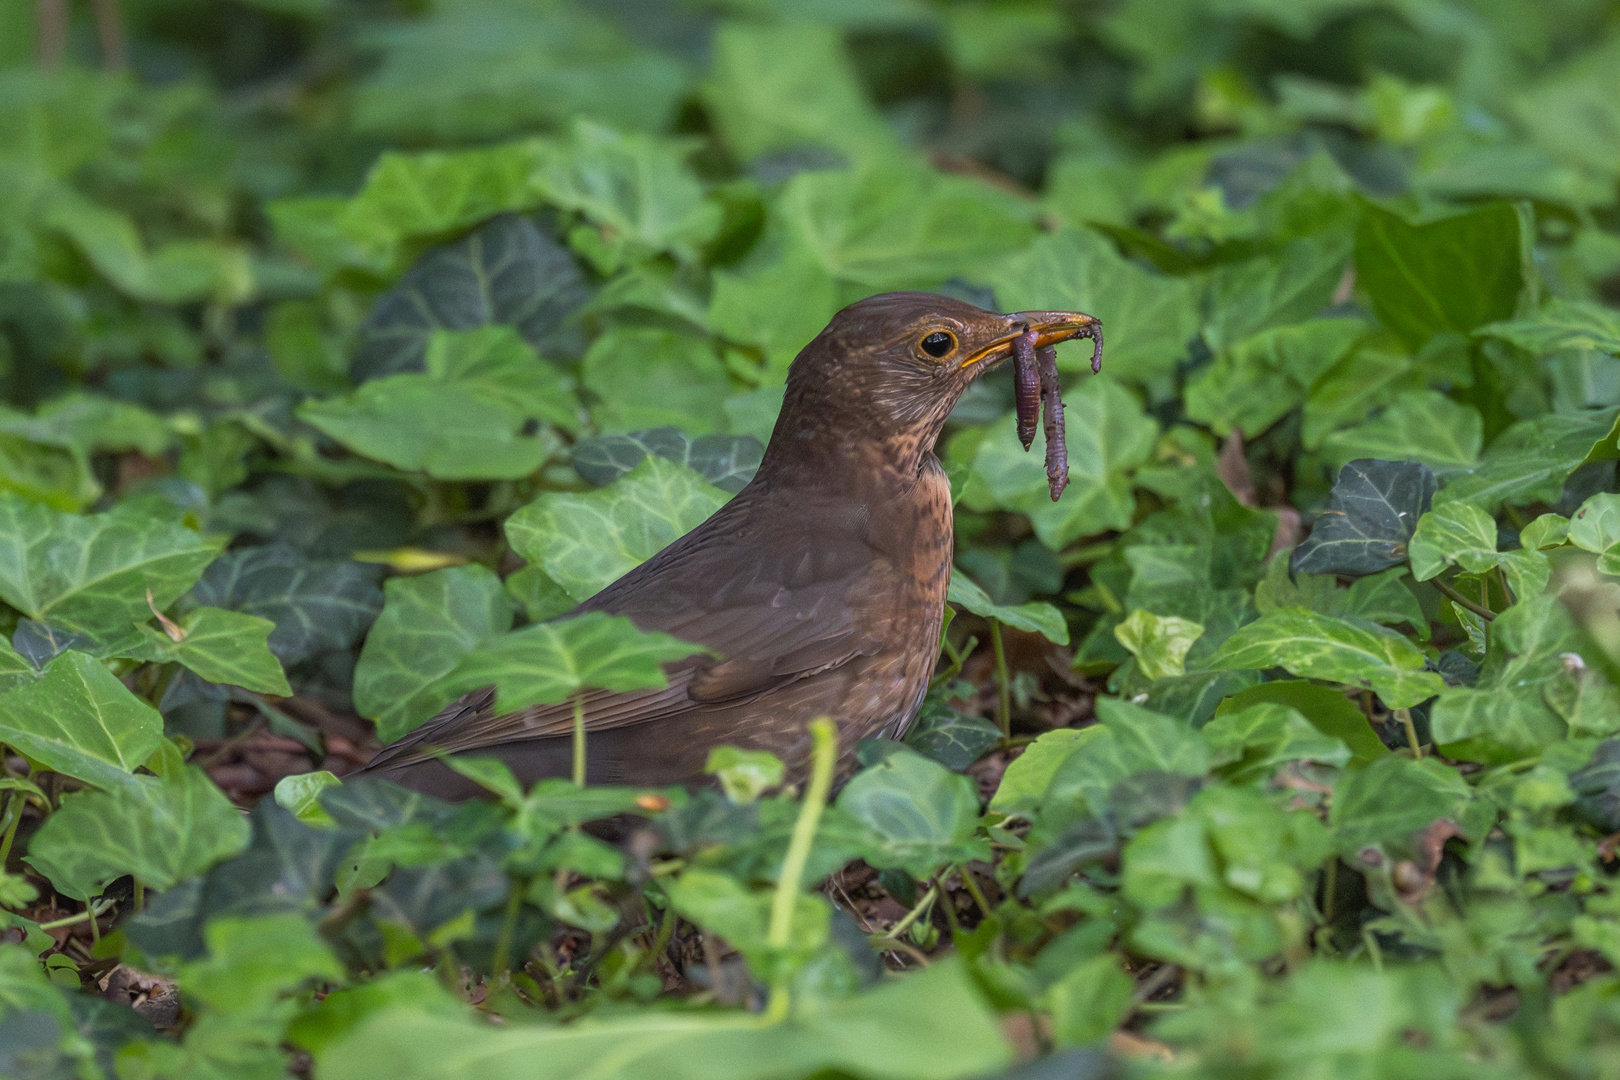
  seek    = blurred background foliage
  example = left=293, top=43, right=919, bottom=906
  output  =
left=6, top=1, right=1620, bottom=1078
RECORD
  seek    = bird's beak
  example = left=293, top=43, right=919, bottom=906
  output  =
left=958, top=311, right=1101, bottom=371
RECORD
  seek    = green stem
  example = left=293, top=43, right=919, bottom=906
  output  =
left=989, top=620, right=1011, bottom=738
left=37, top=898, right=116, bottom=931
left=764, top=716, right=838, bottom=1021
left=1433, top=577, right=1495, bottom=622
left=872, top=882, right=938, bottom=945
left=956, top=865, right=993, bottom=923
left=1322, top=857, right=1338, bottom=925
left=572, top=695, right=587, bottom=788
left=1395, top=707, right=1422, bottom=759
left=0, top=793, right=21, bottom=868
left=492, top=882, right=524, bottom=975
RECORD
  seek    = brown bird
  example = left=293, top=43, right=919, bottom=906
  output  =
left=361, top=292, right=1099, bottom=799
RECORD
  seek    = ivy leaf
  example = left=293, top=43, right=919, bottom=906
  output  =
left=441, top=611, right=709, bottom=714
left=1291, top=459, right=1437, bottom=577
left=1114, top=609, right=1204, bottom=681
left=1201, top=234, right=1353, bottom=352
left=1205, top=607, right=1446, bottom=708
left=570, top=428, right=763, bottom=494
left=959, top=378, right=1159, bottom=549
left=985, top=227, right=1199, bottom=393
left=947, top=570, right=1069, bottom=644
left=1478, top=298, right=1620, bottom=358
left=902, top=701, right=1004, bottom=772
left=0, top=651, right=164, bottom=790
left=351, top=214, right=590, bottom=382
left=1354, top=198, right=1528, bottom=351
left=1039, top=699, right=1211, bottom=828
left=1407, top=503, right=1501, bottom=582
left=353, top=566, right=517, bottom=743
left=1202, top=702, right=1351, bottom=784
left=301, top=326, right=577, bottom=480
left=0, top=636, right=36, bottom=694
left=505, top=456, right=729, bottom=604
left=579, top=328, right=733, bottom=435
left=1215, top=680, right=1388, bottom=767
left=534, top=121, right=722, bottom=264
left=1430, top=595, right=1589, bottom=763
left=1320, top=391, right=1483, bottom=472
left=1185, top=318, right=1366, bottom=439
left=133, top=607, right=293, bottom=696
left=25, top=765, right=250, bottom=899
left=777, top=157, right=1036, bottom=291
left=836, top=747, right=990, bottom=879
left=0, top=494, right=224, bottom=642
left=1569, top=492, right=1620, bottom=573
left=1330, top=756, right=1472, bottom=857
left=187, top=546, right=384, bottom=667
left=1433, top=408, right=1620, bottom=513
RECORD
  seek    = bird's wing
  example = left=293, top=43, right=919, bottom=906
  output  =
left=365, top=495, right=891, bottom=769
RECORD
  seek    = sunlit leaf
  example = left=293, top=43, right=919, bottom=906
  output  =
left=0, top=651, right=164, bottom=789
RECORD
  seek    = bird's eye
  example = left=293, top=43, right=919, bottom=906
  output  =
left=920, top=331, right=956, bottom=358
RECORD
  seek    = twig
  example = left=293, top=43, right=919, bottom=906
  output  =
left=1433, top=577, right=1495, bottom=622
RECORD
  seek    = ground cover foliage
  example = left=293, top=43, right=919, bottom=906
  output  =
left=5, top=0, right=1620, bottom=1077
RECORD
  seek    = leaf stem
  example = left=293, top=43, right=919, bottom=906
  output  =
left=989, top=620, right=1011, bottom=738
left=764, top=717, right=837, bottom=1021
left=1432, top=577, right=1495, bottom=622
left=1395, top=707, right=1423, bottom=759
left=37, top=897, right=116, bottom=931
left=0, top=793, right=22, bottom=868
left=873, top=882, right=938, bottom=945
left=955, top=865, right=993, bottom=923
left=572, top=694, right=586, bottom=788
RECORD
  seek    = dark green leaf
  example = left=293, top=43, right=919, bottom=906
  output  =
left=1433, top=409, right=1620, bottom=512
left=836, top=746, right=989, bottom=878
left=902, top=701, right=1003, bottom=771
left=1291, top=459, right=1436, bottom=576
left=187, top=545, right=384, bottom=666
left=947, top=569, right=1069, bottom=644
left=571, top=428, right=763, bottom=494
left=352, top=215, right=589, bottom=382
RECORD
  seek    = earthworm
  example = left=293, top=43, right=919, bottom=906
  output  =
left=1037, top=345, right=1067, bottom=501
left=1013, top=329, right=1040, bottom=450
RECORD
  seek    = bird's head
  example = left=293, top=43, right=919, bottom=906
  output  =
left=761, top=291, right=1099, bottom=482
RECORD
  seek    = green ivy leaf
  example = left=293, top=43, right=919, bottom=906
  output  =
left=1205, top=607, right=1445, bottom=708
left=1320, top=391, right=1483, bottom=472
left=353, top=566, right=517, bottom=743
left=0, top=494, right=223, bottom=642
left=580, top=327, right=733, bottom=435
left=1433, top=408, right=1620, bottom=513
left=25, top=765, right=249, bottom=899
left=902, top=701, right=1003, bottom=771
left=1329, top=756, right=1472, bottom=857
left=1185, top=318, right=1366, bottom=439
left=0, top=651, right=164, bottom=789
left=441, top=611, right=709, bottom=714
left=1114, top=609, right=1204, bottom=681
left=349, top=214, right=589, bottom=382
left=133, top=607, right=292, bottom=696
left=187, top=546, right=383, bottom=667
left=1203, top=702, right=1352, bottom=784
left=1354, top=198, right=1528, bottom=351
left=505, top=456, right=729, bottom=604
left=947, top=569, right=1069, bottom=644
left=985, top=227, right=1200, bottom=394
left=836, top=746, right=989, bottom=879
left=1478, top=298, right=1620, bottom=358
left=300, top=326, right=577, bottom=479
left=959, top=377, right=1159, bottom=549
left=534, top=121, right=722, bottom=264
